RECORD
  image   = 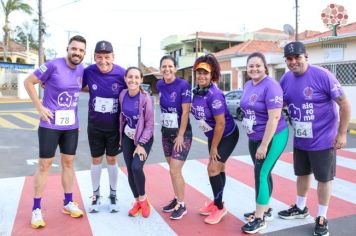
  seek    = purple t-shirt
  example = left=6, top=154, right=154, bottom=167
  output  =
left=83, top=64, right=126, bottom=130
left=240, top=76, right=287, bottom=141
left=34, top=58, right=84, bottom=130
left=280, top=65, right=344, bottom=151
left=121, top=93, right=140, bottom=129
left=156, top=77, right=191, bottom=127
left=191, top=83, right=236, bottom=139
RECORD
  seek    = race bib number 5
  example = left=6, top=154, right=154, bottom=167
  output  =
left=294, top=121, right=313, bottom=138
left=95, top=97, right=114, bottom=113
left=160, top=113, right=178, bottom=128
left=55, top=110, right=75, bottom=126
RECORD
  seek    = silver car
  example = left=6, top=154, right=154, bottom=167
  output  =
left=225, top=90, right=244, bottom=121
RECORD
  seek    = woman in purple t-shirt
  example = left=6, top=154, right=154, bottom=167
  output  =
left=240, top=52, right=288, bottom=234
left=119, top=67, right=154, bottom=218
left=191, top=54, right=239, bottom=224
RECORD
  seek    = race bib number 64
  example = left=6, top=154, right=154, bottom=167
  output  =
left=294, top=121, right=313, bottom=138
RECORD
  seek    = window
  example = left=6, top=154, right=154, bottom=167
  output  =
left=320, top=61, right=356, bottom=86
left=218, top=73, right=231, bottom=91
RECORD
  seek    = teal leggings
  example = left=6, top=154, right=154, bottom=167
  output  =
left=248, top=128, right=288, bottom=205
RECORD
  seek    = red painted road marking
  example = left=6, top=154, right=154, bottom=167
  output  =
left=337, top=149, right=356, bottom=160
left=279, top=152, right=356, bottom=184
left=11, top=174, right=92, bottom=236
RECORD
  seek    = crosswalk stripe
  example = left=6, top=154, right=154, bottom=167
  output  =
left=337, top=150, right=356, bottom=160
left=10, top=113, right=39, bottom=128
left=1, top=150, right=355, bottom=235
left=0, top=117, right=21, bottom=129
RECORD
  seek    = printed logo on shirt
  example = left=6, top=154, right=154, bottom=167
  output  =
left=303, top=87, right=313, bottom=100
left=212, top=99, right=222, bottom=109
left=248, top=94, right=258, bottom=106
left=182, top=89, right=191, bottom=97
left=58, top=92, right=73, bottom=108
left=170, top=92, right=177, bottom=102
left=269, top=96, right=283, bottom=104
left=39, top=64, right=48, bottom=73
left=112, top=83, right=118, bottom=92
left=331, top=83, right=342, bottom=93
left=288, top=104, right=302, bottom=121
left=92, top=84, right=97, bottom=90
left=135, top=101, right=139, bottom=109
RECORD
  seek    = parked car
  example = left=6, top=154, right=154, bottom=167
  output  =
left=141, top=84, right=152, bottom=95
left=225, top=89, right=244, bottom=121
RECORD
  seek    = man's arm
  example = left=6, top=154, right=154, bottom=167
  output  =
left=334, top=95, right=351, bottom=149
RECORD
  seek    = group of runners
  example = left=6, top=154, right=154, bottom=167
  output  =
left=24, top=35, right=350, bottom=236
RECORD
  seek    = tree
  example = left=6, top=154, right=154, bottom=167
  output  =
left=1, top=0, right=32, bottom=62
left=13, top=20, right=39, bottom=50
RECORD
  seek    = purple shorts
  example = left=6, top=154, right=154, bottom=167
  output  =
left=162, top=130, right=192, bottom=161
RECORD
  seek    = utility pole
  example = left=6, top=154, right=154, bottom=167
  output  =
left=195, top=32, right=199, bottom=59
left=38, top=0, right=44, bottom=66
left=295, top=0, right=299, bottom=41
left=138, top=37, right=141, bottom=70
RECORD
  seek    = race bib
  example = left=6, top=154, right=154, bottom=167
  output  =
left=95, top=97, right=114, bottom=113
left=160, top=113, right=178, bottom=128
left=294, top=121, right=313, bottom=138
left=242, top=118, right=255, bottom=134
left=198, top=119, right=213, bottom=133
left=55, top=110, right=75, bottom=126
left=124, top=125, right=136, bottom=140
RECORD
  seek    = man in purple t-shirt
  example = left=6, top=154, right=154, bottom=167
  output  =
left=278, top=41, right=351, bottom=236
left=82, top=40, right=126, bottom=213
left=24, top=35, right=87, bottom=229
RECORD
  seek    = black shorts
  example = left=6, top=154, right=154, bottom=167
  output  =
left=87, top=125, right=120, bottom=158
left=208, top=125, right=239, bottom=163
left=38, top=126, right=78, bottom=158
left=293, top=148, right=336, bottom=182
left=161, top=129, right=192, bottom=161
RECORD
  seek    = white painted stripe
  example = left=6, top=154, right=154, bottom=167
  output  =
left=75, top=169, right=176, bottom=236
left=161, top=160, right=313, bottom=234
left=336, top=156, right=356, bottom=170
left=232, top=155, right=356, bottom=204
left=0, top=177, right=25, bottom=236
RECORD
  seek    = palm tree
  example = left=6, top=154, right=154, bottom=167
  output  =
left=1, top=0, right=32, bottom=62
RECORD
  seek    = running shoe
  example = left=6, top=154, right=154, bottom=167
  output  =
left=244, top=208, right=274, bottom=221
left=241, top=217, right=267, bottom=234
left=63, top=201, right=84, bottom=218
left=278, top=204, right=309, bottom=219
left=31, top=208, right=46, bottom=229
left=89, top=195, right=100, bottom=213
left=170, top=203, right=187, bottom=220
left=314, top=216, right=329, bottom=236
left=204, top=205, right=227, bottom=224
left=199, top=201, right=215, bottom=216
left=139, top=197, right=151, bottom=218
left=128, top=201, right=141, bottom=217
left=162, top=198, right=177, bottom=213
left=109, top=194, right=119, bottom=213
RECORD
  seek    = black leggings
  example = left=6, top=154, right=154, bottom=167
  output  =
left=122, top=134, right=153, bottom=198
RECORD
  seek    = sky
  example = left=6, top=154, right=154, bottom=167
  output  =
left=2, top=0, right=355, bottom=68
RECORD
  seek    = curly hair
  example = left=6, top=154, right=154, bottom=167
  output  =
left=193, top=54, right=221, bottom=82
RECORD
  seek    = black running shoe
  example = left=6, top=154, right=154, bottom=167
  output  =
left=278, top=204, right=309, bottom=219
left=244, top=208, right=274, bottom=221
left=314, top=216, right=329, bottom=236
left=241, top=217, right=266, bottom=234
left=89, top=195, right=100, bottom=213
left=170, top=204, right=187, bottom=220
left=162, top=198, right=177, bottom=213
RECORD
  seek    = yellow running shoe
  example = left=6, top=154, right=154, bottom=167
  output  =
left=63, top=201, right=84, bottom=218
left=31, top=208, right=46, bottom=229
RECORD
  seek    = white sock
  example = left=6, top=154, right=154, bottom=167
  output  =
left=91, top=163, right=102, bottom=196
left=107, top=164, right=118, bottom=196
left=296, top=195, right=307, bottom=209
left=317, top=204, right=328, bottom=218
left=177, top=201, right=185, bottom=207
